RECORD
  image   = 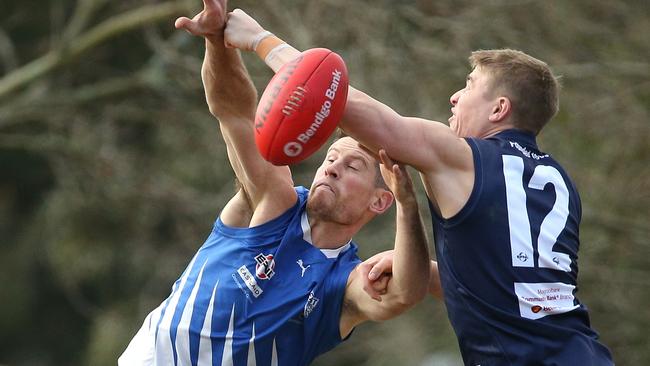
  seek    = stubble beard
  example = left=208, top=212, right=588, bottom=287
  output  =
left=306, top=190, right=336, bottom=222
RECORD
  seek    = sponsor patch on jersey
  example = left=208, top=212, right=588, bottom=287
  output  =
left=514, top=282, right=579, bottom=320
left=304, top=291, right=319, bottom=318
left=237, top=265, right=263, bottom=298
left=255, top=253, right=276, bottom=280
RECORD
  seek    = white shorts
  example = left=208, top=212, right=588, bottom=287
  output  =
left=118, top=310, right=157, bottom=366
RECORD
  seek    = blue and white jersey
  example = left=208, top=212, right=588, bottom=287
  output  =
left=120, top=186, right=361, bottom=366
left=431, top=130, right=613, bottom=365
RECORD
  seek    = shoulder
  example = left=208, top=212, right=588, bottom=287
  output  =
left=217, top=186, right=307, bottom=234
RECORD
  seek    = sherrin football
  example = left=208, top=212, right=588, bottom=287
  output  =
left=255, top=48, right=349, bottom=165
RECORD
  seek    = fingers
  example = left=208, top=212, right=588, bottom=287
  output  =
left=224, top=9, right=268, bottom=51
left=360, top=250, right=395, bottom=301
left=174, top=17, right=190, bottom=29
left=379, top=149, right=403, bottom=176
left=370, top=275, right=390, bottom=294
left=360, top=256, right=390, bottom=301
left=231, top=8, right=246, bottom=17
left=360, top=263, right=383, bottom=301
left=174, top=17, right=200, bottom=35
left=378, top=149, right=393, bottom=168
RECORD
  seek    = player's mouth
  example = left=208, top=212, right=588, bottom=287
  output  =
left=314, top=182, right=335, bottom=194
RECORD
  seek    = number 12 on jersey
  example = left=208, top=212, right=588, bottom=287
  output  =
left=502, top=155, right=572, bottom=272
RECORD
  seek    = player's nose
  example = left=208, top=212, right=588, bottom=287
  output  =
left=450, top=89, right=461, bottom=105
left=324, top=163, right=340, bottom=179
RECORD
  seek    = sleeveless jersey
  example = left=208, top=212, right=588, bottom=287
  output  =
left=431, top=130, right=613, bottom=365
left=120, top=186, right=361, bottom=366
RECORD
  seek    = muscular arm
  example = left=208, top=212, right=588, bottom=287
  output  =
left=203, top=39, right=296, bottom=225
left=176, top=1, right=296, bottom=226
left=224, top=10, right=474, bottom=218
left=340, top=153, right=430, bottom=337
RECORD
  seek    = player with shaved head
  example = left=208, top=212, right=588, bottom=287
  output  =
left=118, top=1, right=433, bottom=365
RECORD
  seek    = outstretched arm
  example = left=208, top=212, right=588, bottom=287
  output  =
left=175, top=1, right=296, bottom=226
left=339, top=151, right=430, bottom=337
left=223, top=9, right=474, bottom=219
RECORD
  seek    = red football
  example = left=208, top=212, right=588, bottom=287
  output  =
left=255, top=48, right=349, bottom=165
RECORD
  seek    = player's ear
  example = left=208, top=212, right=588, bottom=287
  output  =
left=489, top=96, right=511, bottom=123
left=370, top=189, right=394, bottom=214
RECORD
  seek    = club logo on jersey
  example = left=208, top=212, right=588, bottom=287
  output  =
left=255, top=253, right=276, bottom=280
left=304, top=291, right=319, bottom=318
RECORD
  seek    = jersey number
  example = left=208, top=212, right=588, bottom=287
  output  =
left=502, top=155, right=571, bottom=272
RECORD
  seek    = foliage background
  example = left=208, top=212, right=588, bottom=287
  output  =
left=1, top=0, right=648, bottom=365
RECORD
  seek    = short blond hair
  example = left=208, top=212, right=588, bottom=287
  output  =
left=470, top=49, right=560, bottom=135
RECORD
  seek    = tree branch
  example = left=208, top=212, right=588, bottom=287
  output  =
left=0, top=1, right=189, bottom=100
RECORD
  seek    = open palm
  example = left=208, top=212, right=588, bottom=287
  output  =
left=174, top=0, right=227, bottom=38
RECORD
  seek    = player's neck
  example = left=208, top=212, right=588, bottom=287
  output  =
left=479, top=122, right=515, bottom=139
left=308, top=217, right=356, bottom=250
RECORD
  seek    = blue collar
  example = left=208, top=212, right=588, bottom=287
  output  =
left=492, top=129, right=538, bottom=149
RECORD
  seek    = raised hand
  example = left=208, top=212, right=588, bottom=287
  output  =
left=174, top=0, right=227, bottom=39
left=378, top=149, right=415, bottom=204
left=224, top=8, right=267, bottom=51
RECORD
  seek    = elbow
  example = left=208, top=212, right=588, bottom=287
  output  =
left=371, top=295, right=419, bottom=322
left=401, top=284, right=428, bottom=307
left=385, top=287, right=427, bottom=319
left=365, top=284, right=428, bottom=323
left=207, top=102, right=221, bottom=119
left=395, top=269, right=430, bottom=306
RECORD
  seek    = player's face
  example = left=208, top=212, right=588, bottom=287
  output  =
left=448, top=66, right=497, bottom=138
left=308, top=137, right=381, bottom=224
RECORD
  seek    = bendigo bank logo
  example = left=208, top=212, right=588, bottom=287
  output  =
left=531, top=305, right=542, bottom=313
left=255, top=253, right=276, bottom=280
left=283, top=141, right=303, bottom=157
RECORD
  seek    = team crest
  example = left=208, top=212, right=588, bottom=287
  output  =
left=304, top=291, right=319, bottom=318
left=255, top=253, right=276, bottom=280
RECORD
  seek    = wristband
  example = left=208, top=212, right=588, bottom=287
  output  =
left=255, top=35, right=286, bottom=60
left=264, top=43, right=293, bottom=64
left=251, top=30, right=273, bottom=51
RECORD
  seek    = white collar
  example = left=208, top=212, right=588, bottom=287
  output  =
left=301, top=211, right=351, bottom=259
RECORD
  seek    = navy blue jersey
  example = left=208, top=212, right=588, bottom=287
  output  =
left=120, top=186, right=361, bottom=366
left=431, top=130, right=613, bottom=365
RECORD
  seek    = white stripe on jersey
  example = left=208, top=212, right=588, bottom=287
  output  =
left=176, top=261, right=208, bottom=366
left=221, top=304, right=235, bottom=366
left=154, top=255, right=198, bottom=365
left=198, top=280, right=218, bottom=366
left=271, top=338, right=278, bottom=366
left=247, top=323, right=256, bottom=366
